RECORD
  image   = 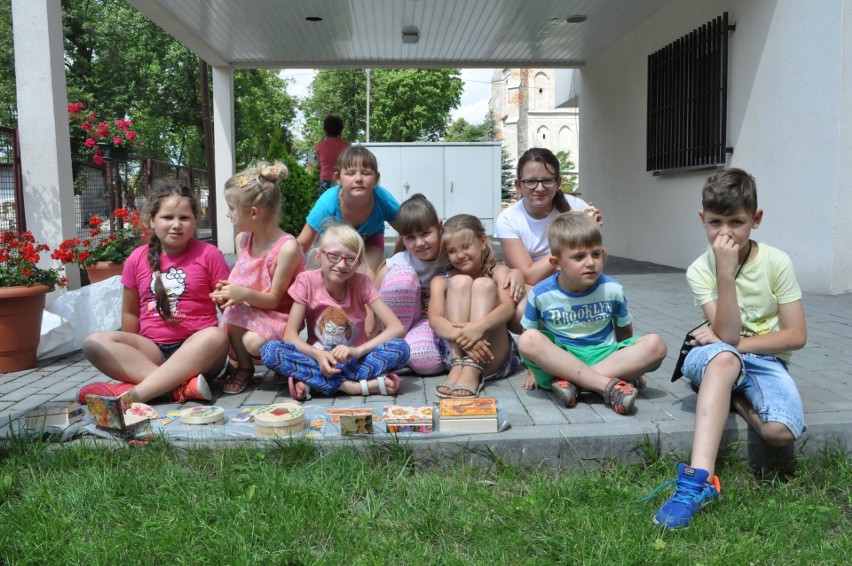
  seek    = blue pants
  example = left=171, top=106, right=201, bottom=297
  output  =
left=260, top=340, right=410, bottom=396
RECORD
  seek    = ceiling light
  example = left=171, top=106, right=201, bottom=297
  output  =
left=566, top=15, right=587, bottom=23
left=402, top=25, right=420, bottom=44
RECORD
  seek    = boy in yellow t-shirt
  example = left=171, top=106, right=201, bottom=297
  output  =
left=646, top=168, right=807, bottom=529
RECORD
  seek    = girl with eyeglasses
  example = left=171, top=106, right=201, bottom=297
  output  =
left=210, top=162, right=305, bottom=395
left=261, top=224, right=409, bottom=401
left=495, top=148, right=601, bottom=389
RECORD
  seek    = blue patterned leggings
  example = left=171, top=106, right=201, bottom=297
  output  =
left=260, top=340, right=410, bottom=396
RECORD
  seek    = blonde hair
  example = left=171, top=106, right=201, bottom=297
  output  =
left=315, top=223, right=365, bottom=265
left=441, top=214, right=496, bottom=277
left=548, top=211, right=602, bottom=253
left=224, top=161, right=289, bottom=217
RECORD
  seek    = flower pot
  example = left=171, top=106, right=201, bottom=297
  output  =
left=86, top=261, right=124, bottom=284
left=95, top=142, right=129, bottom=162
left=0, top=284, right=51, bottom=373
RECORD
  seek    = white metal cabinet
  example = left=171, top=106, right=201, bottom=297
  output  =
left=364, top=142, right=501, bottom=236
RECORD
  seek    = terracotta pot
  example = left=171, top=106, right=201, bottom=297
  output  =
left=86, top=261, right=124, bottom=283
left=0, top=284, right=51, bottom=373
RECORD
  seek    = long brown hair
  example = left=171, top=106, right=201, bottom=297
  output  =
left=142, top=183, right=199, bottom=323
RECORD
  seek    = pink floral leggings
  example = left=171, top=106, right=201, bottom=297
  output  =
left=379, top=264, right=444, bottom=375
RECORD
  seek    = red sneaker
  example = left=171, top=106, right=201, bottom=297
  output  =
left=78, top=382, right=134, bottom=405
left=173, top=375, right=212, bottom=403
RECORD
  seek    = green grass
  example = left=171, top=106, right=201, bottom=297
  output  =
left=0, top=436, right=848, bottom=565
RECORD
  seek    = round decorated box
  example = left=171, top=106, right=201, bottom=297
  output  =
left=254, top=402, right=305, bottom=438
left=180, top=405, right=225, bottom=425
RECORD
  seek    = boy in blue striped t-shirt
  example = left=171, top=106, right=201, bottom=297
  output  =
left=517, top=211, right=667, bottom=413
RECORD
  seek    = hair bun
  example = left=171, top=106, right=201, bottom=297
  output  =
left=259, top=161, right=289, bottom=183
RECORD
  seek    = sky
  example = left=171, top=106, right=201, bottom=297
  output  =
left=278, top=68, right=496, bottom=136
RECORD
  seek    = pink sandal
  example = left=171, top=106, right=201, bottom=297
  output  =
left=288, top=376, right=311, bottom=401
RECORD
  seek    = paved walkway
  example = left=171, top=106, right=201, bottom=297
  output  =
left=1, top=258, right=849, bottom=468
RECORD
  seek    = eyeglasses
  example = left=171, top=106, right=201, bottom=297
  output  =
left=520, top=177, right=559, bottom=190
left=320, top=249, right=358, bottom=266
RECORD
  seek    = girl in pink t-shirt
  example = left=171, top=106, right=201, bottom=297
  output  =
left=79, top=183, right=231, bottom=406
left=260, top=224, right=409, bottom=400
left=210, top=162, right=305, bottom=394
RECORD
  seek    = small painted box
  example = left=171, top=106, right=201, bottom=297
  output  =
left=340, top=414, right=373, bottom=435
left=438, top=397, right=498, bottom=434
left=384, top=405, right=434, bottom=434
left=86, top=395, right=151, bottom=437
left=24, top=402, right=84, bottom=429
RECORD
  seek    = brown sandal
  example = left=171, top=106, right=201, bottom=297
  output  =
left=222, top=368, right=255, bottom=395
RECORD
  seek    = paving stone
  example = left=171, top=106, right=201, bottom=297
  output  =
left=1, top=263, right=849, bottom=465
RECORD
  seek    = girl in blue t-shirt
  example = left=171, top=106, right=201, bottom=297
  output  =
left=296, top=145, right=400, bottom=273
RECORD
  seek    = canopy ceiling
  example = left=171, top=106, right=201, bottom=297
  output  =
left=127, top=0, right=670, bottom=69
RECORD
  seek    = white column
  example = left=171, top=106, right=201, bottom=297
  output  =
left=11, top=0, right=80, bottom=288
left=212, top=66, right=236, bottom=254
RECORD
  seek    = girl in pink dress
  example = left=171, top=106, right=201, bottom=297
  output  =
left=211, top=162, right=305, bottom=394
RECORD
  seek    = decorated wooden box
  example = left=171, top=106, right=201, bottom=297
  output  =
left=254, top=402, right=305, bottom=438
left=86, top=395, right=151, bottom=436
left=328, top=408, right=375, bottom=435
left=438, top=397, right=498, bottom=433
left=179, top=405, right=225, bottom=425
left=384, top=405, right=434, bottom=434
left=25, top=402, right=84, bottom=429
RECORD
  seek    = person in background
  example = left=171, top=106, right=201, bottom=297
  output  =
left=315, top=114, right=350, bottom=197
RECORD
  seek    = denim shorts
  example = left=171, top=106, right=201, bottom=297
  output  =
left=682, top=342, right=806, bottom=438
left=157, top=341, right=183, bottom=361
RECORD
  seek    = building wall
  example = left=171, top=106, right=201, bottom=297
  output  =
left=578, top=0, right=851, bottom=294
left=491, top=69, right=580, bottom=176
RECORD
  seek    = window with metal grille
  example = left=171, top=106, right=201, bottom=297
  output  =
left=646, top=13, right=734, bottom=172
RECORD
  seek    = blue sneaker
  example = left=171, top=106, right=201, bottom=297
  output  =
left=644, top=464, right=721, bottom=529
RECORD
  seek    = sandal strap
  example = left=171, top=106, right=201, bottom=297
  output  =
left=460, top=357, right=484, bottom=372
left=376, top=375, right=389, bottom=396
left=359, top=379, right=370, bottom=396
left=450, top=357, right=466, bottom=367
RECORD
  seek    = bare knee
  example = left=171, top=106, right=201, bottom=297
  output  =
left=518, top=330, right=547, bottom=358
left=471, top=276, right=497, bottom=296
left=760, top=422, right=795, bottom=447
left=82, top=331, right=117, bottom=361
left=242, top=331, right=265, bottom=357
left=638, top=333, right=667, bottom=363
left=705, top=351, right=742, bottom=381
left=448, top=274, right=473, bottom=294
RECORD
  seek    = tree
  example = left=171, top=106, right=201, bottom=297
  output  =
left=0, top=0, right=298, bottom=168
left=301, top=68, right=463, bottom=146
left=370, top=69, right=463, bottom=142
left=556, top=150, right=578, bottom=193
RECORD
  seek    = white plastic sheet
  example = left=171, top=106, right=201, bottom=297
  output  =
left=37, top=276, right=123, bottom=359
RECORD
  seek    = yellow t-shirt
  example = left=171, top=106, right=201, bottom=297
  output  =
left=686, top=242, right=802, bottom=363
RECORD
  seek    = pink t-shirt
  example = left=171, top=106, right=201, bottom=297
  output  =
left=122, top=239, right=230, bottom=345
left=288, top=270, right=380, bottom=350
left=315, top=137, right=350, bottom=180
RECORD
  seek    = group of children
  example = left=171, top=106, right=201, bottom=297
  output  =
left=77, top=145, right=808, bottom=531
